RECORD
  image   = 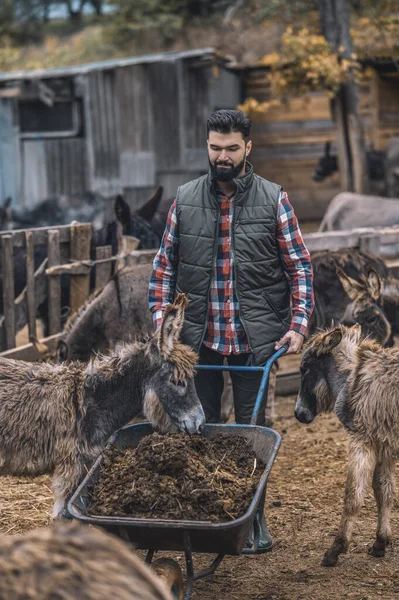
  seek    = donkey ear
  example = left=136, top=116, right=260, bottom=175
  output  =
left=337, top=267, right=364, bottom=300
left=366, top=266, right=382, bottom=301
left=158, top=293, right=189, bottom=358
left=316, top=328, right=343, bottom=355
left=137, top=185, right=164, bottom=221
left=114, top=195, right=131, bottom=232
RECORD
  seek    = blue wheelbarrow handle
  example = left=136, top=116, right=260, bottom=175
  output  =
left=195, top=344, right=289, bottom=425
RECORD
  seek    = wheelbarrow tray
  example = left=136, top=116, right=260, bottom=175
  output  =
left=68, top=421, right=281, bottom=556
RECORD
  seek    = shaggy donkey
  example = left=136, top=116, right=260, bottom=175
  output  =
left=0, top=521, right=173, bottom=600
left=295, top=324, right=398, bottom=566
left=334, top=267, right=391, bottom=346
left=0, top=294, right=205, bottom=519
left=57, top=263, right=154, bottom=362
left=310, top=253, right=392, bottom=346
left=311, top=248, right=399, bottom=340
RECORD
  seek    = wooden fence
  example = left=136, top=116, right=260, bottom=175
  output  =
left=0, top=222, right=156, bottom=360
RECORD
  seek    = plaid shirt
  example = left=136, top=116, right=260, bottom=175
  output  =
left=149, top=188, right=314, bottom=355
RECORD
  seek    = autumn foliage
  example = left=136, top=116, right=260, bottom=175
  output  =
left=239, top=15, right=399, bottom=117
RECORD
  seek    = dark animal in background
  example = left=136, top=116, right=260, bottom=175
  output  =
left=0, top=197, right=12, bottom=231
left=312, top=142, right=338, bottom=182
left=312, top=141, right=386, bottom=184
left=295, top=325, right=399, bottom=566
left=115, top=185, right=174, bottom=242
left=115, top=190, right=162, bottom=249
left=10, top=192, right=107, bottom=231
left=310, top=250, right=392, bottom=346
left=311, top=249, right=399, bottom=339
left=0, top=294, right=205, bottom=518
left=0, top=521, right=173, bottom=600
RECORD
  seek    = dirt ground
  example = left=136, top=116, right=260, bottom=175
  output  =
left=1, top=392, right=398, bottom=600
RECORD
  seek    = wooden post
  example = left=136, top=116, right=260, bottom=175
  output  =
left=48, top=229, right=61, bottom=335
left=25, top=231, right=37, bottom=340
left=2, top=235, right=15, bottom=350
left=95, top=245, right=112, bottom=290
left=333, top=91, right=352, bottom=192
left=70, top=223, right=92, bottom=313
left=118, top=235, right=140, bottom=269
left=348, top=111, right=368, bottom=194
left=359, top=233, right=381, bottom=256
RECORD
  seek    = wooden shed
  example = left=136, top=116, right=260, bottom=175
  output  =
left=237, top=59, right=399, bottom=221
left=0, top=48, right=241, bottom=211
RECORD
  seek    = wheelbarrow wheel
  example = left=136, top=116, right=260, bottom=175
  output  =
left=151, top=558, right=184, bottom=600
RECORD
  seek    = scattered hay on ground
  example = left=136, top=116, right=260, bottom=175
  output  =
left=88, top=433, right=263, bottom=522
left=0, top=475, right=52, bottom=535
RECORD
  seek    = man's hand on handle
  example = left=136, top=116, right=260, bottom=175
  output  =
left=275, top=331, right=304, bottom=355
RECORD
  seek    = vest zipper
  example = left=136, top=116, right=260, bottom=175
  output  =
left=231, top=208, right=254, bottom=354
left=199, top=208, right=220, bottom=349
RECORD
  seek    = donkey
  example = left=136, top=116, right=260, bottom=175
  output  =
left=57, top=264, right=154, bottom=362
left=310, top=261, right=392, bottom=346
left=0, top=521, right=173, bottom=600
left=0, top=294, right=205, bottom=519
left=295, top=324, right=399, bottom=566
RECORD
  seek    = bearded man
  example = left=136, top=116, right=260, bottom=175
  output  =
left=148, top=108, right=314, bottom=550
left=149, top=107, right=313, bottom=420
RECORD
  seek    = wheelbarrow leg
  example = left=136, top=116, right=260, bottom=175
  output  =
left=242, top=490, right=273, bottom=554
left=183, top=532, right=194, bottom=600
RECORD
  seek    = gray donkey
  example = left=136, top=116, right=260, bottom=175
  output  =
left=57, top=263, right=154, bottom=362
left=0, top=294, right=205, bottom=519
left=295, top=324, right=398, bottom=566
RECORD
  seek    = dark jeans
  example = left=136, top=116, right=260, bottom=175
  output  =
left=195, top=344, right=265, bottom=426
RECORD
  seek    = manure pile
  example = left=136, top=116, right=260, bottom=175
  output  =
left=88, top=433, right=263, bottom=522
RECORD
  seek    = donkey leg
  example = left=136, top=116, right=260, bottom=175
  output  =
left=52, top=455, right=84, bottom=520
left=322, top=440, right=376, bottom=567
left=370, top=453, right=396, bottom=558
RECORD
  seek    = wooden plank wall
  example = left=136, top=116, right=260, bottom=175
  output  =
left=376, top=73, right=399, bottom=150
left=0, top=98, right=20, bottom=205
left=115, top=64, right=155, bottom=191
left=45, top=138, right=88, bottom=198
left=245, top=69, right=399, bottom=222
left=86, top=69, right=121, bottom=195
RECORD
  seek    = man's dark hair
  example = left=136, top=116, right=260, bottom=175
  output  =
left=207, top=109, right=251, bottom=141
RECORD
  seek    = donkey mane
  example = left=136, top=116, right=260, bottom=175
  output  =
left=63, top=287, right=105, bottom=335
left=85, top=341, right=152, bottom=379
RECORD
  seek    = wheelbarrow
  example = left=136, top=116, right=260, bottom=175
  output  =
left=67, top=345, right=287, bottom=599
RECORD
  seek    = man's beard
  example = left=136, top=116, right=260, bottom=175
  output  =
left=209, top=155, right=246, bottom=182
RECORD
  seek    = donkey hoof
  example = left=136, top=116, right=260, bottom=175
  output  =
left=369, top=545, right=386, bottom=558
left=321, top=551, right=338, bottom=567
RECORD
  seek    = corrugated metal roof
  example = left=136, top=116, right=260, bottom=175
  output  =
left=0, top=47, right=217, bottom=83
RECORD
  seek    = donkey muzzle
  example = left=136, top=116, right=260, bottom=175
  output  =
left=294, top=395, right=315, bottom=424
left=180, top=406, right=206, bottom=434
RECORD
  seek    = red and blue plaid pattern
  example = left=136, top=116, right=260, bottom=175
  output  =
left=149, top=189, right=314, bottom=354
